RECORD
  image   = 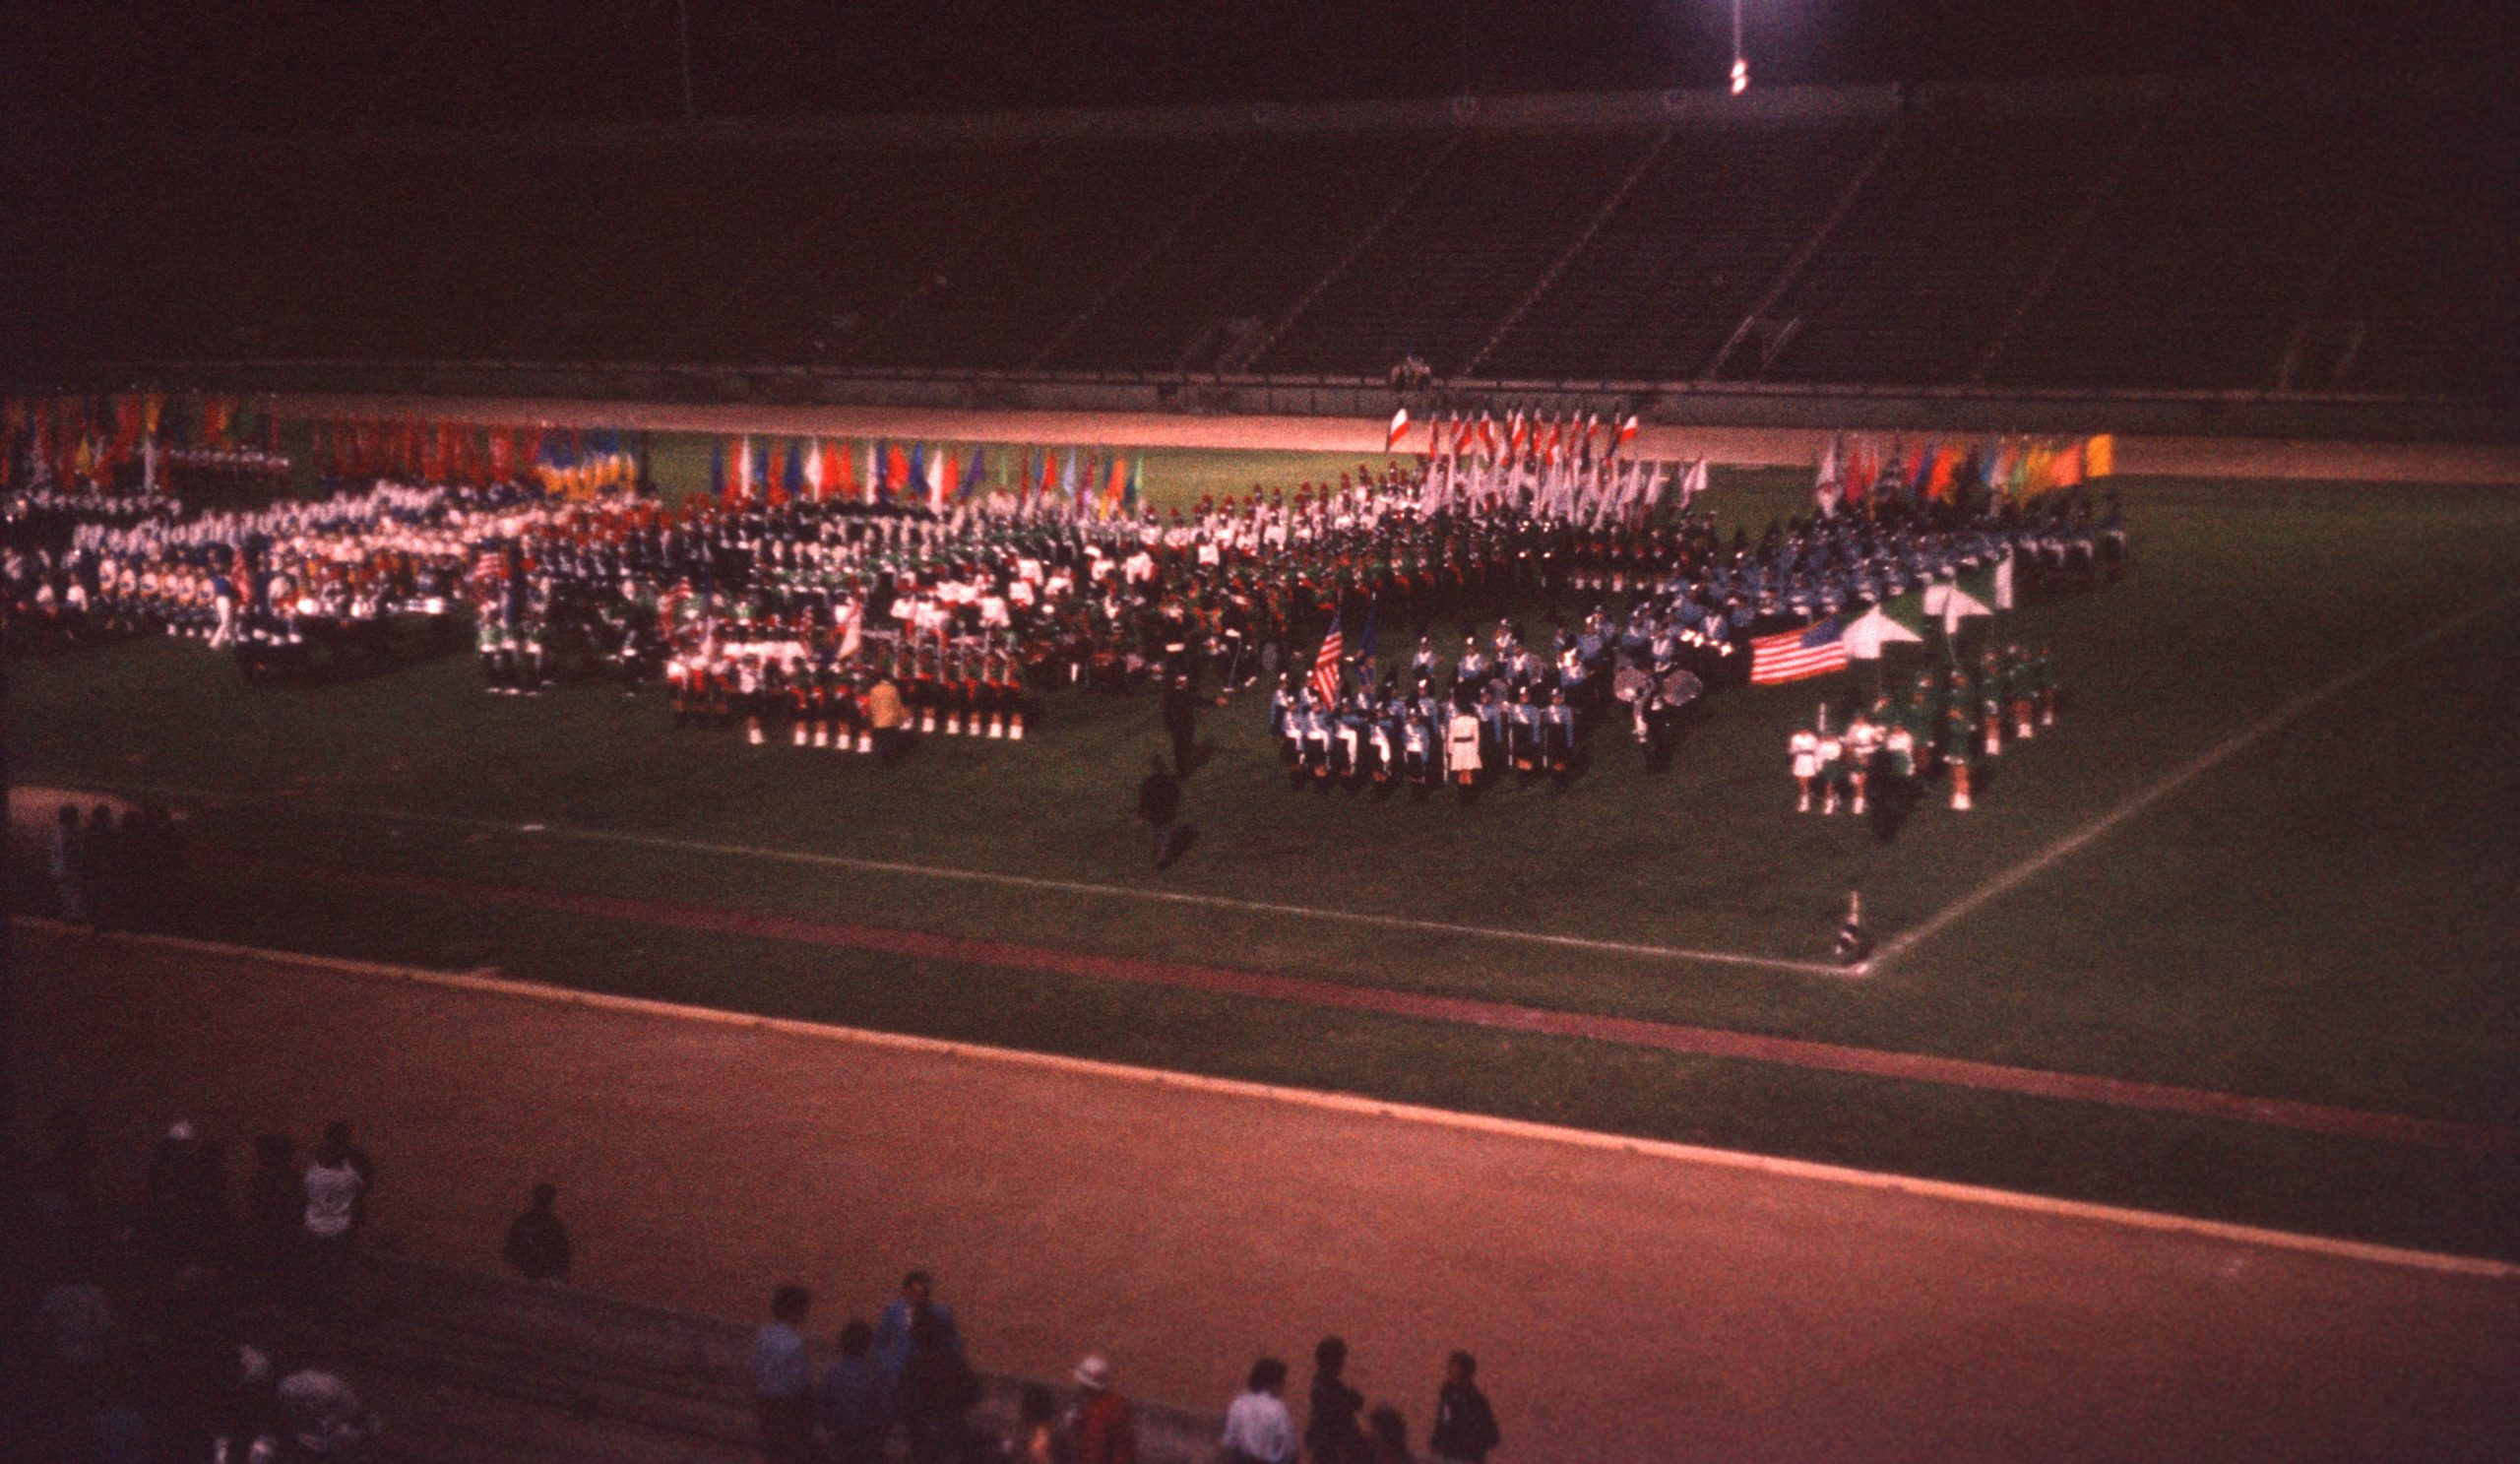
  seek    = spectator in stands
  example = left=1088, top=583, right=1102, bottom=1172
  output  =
left=754, top=1283, right=816, bottom=1463
left=85, top=805, right=123, bottom=929
left=1013, top=1382, right=1060, bottom=1464
left=38, top=1257, right=112, bottom=1382
left=140, top=800, right=186, bottom=926
left=301, top=1121, right=373, bottom=1317
left=1069, top=1353, right=1137, bottom=1464
left=89, top=1348, right=156, bottom=1464
left=142, top=1118, right=231, bottom=1271
left=276, top=1350, right=382, bottom=1458
left=895, top=1309, right=982, bottom=1464
left=1425, top=1352, right=1499, bottom=1464
left=1307, top=1335, right=1367, bottom=1464
left=875, top=1269, right=963, bottom=1387
left=49, top=804, right=87, bottom=924
left=243, top=1133, right=302, bottom=1301
left=817, top=1318, right=889, bottom=1464
left=156, top=1259, right=239, bottom=1464
left=222, top=1326, right=287, bottom=1461
left=1222, top=1358, right=1296, bottom=1464
left=1366, top=1406, right=1415, bottom=1464
left=501, top=1182, right=572, bottom=1282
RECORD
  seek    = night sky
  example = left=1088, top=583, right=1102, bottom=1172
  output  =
left=9, top=0, right=2512, bottom=136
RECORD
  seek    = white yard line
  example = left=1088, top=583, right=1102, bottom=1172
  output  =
left=74, top=781, right=1855, bottom=980
left=1869, top=597, right=2513, bottom=971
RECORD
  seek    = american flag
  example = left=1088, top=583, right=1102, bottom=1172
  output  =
left=1309, top=623, right=1345, bottom=703
left=1750, top=618, right=1848, bottom=684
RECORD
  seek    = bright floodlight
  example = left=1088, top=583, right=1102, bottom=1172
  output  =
left=1731, top=57, right=1749, bottom=95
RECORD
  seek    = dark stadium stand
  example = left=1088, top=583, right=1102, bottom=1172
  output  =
left=9, top=72, right=2511, bottom=425
left=1977, top=110, right=2372, bottom=393
left=1473, top=121, right=1891, bottom=382
left=1759, top=116, right=2122, bottom=387
left=1250, top=130, right=1651, bottom=376
left=1041, top=131, right=1449, bottom=374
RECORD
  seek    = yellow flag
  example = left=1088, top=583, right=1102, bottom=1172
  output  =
left=2084, top=433, right=2114, bottom=478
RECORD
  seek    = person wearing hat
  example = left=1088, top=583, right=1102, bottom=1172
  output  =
left=1068, top=1354, right=1137, bottom=1464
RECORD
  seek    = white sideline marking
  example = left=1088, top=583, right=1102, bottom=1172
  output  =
left=77, top=781, right=1853, bottom=980
left=1872, top=596, right=2515, bottom=970
left=23, top=917, right=2518, bottom=1284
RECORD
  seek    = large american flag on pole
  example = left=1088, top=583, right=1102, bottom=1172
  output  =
left=1309, top=620, right=1346, bottom=703
left=1749, top=618, right=1849, bottom=684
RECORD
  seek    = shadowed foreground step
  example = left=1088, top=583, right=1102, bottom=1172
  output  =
left=341, top=1251, right=1222, bottom=1464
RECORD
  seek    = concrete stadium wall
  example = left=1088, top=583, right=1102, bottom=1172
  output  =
left=216, top=390, right=2520, bottom=486
left=44, top=358, right=2520, bottom=453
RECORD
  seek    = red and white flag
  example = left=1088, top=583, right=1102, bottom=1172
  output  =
left=1749, top=619, right=1849, bottom=685
left=1385, top=408, right=1411, bottom=454
left=1309, top=622, right=1346, bottom=703
left=1611, top=414, right=1640, bottom=457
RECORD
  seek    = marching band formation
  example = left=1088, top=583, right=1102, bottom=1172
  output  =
left=6, top=424, right=2127, bottom=819
left=1792, top=644, right=2061, bottom=819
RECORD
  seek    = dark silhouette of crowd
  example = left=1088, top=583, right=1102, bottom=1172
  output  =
left=755, top=1273, right=1501, bottom=1464
left=3, top=1111, right=389, bottom=1463
left=6, top=1104, right=1499, bottom=1464
left=44, top=801, right=186, bottom=932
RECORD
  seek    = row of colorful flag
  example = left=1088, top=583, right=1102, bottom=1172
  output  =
left=307, top=420, right=639, bottom=497
left=711, top=437, right=1145, bottom=518
left=3, top=394, right=284, bottom=490
left=1815, top=433, right=2115, bottom=515
left=1386, top=407, right=1644, bottom=467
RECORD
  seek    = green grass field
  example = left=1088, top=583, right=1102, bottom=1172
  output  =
left=18, top=452, right=2520, bottom=1257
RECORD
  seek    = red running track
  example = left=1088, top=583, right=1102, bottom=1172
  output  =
left=251, top=857, right=2520, bottom=1157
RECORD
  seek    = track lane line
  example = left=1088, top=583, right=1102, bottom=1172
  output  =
left=188, top=857, right=2520, bottom=1159
left=24, top=916, right=2519, bottom=1282
left=67, top=779, right=1853, bottom=979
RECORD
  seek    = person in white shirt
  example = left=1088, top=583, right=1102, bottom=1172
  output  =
left=278, top=1362, right=380, bottom=1457
left=302, top=1120, right=371, bottom=1318
left=1221, top=1357, right=1295, bottom=1464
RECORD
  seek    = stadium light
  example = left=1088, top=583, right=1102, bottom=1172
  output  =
left=1730, top=0, right=1750, bottom=94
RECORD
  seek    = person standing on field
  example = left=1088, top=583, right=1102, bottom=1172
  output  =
left=1137, top=755, right=1184, bottom=870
